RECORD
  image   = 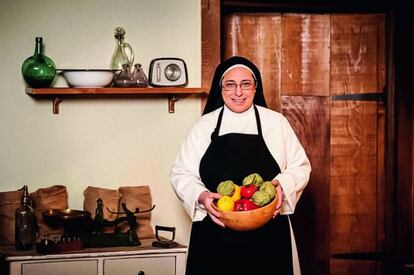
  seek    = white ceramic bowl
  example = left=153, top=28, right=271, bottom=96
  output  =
left=61, top=69, right=117, bottom=88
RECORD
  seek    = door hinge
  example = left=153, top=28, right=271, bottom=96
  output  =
left=332, top=87, right=387, bottom=104
left=331, top=252, right=384, bottom=262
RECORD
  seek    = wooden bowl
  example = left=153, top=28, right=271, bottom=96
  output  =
left=212, top=196, right=278, bottom=231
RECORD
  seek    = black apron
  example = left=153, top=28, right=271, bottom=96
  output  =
left=186, top=106, right=293, bottom=275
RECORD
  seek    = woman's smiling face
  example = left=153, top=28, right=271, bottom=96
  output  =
left=221, top=67, right=256, bottom=113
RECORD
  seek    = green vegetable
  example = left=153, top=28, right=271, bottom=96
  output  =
left=242, top=173, right=263, bottom=187
left=217, top=180, right=236, bottom=196
left=251, top=190, right=272, bottom=206
left=259, top=181, right=276, bottom=199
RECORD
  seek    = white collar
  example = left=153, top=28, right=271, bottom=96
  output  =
left=223, top=104, right=255, bottom=118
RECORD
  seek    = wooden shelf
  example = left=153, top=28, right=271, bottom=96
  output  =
left=26, top=87, right=208, bottom=114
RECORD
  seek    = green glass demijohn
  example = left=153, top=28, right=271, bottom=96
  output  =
left=21, top=37, right=56, bottom=88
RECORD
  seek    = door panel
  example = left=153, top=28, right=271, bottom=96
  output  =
left=331, top=259, right=377, bottom=275
left=330, top=100, right=378, bottom=266
left=281, top=14, right=330, bottom=96
left=330, top=15, right=382, bottom=94
left=282, top=96, right=331, bottom=275
left=224, top=12, right=385, bottom=275
left=224, top=13, right=282, bottom=111
left=330, top=13, right=385, bottom=275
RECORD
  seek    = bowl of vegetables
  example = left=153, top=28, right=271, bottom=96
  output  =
left=212, top=173, right=278, bottom=231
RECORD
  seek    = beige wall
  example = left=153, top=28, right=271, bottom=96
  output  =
left=0, top=0, right=201, bottom=244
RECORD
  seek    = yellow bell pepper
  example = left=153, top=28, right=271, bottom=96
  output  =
left=217, top=196, right=234, bottom=211
left=230, top=185, right=241, bottom=202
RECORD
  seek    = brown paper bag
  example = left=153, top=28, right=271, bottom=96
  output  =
left=83, top=186, right=121, bottom=233
left=30, top=185, right=68, bottom=241
left=0, top=190, right=23, bottom=244
left=118, top=186, right=154, bottom=239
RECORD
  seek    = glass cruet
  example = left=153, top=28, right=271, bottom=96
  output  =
left=114, top=64, right=134, bottom=87
left=131, top=63, right=148, bottom=87
left=110, top=27, right=134, bottom=71
left=21, top=37, right=56, bottom=88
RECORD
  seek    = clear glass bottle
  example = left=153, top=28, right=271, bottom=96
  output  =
left=114, top=64, right=134, bottom=87
left=131, top=63, right=148, bottom=87
left=15, top=185, right=37, bottom=250
left=110, top=27, right=134, bottom=71
left=21, top=37, right=56, bottom=88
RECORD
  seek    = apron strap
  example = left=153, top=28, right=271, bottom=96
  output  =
left=253, top=105, right=263, bottom=137
left=211, top=107, right=224, bottom=140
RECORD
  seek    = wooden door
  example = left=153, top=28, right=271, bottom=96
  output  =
left=223, top=13, right=385, bottom=275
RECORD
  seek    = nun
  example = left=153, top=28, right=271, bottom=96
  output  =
left=170, top=56, right=311, bottom=275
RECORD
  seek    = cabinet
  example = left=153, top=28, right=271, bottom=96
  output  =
left=0, top=239, right=187, bottom=275
left=26, top=87, right=207, bottom=114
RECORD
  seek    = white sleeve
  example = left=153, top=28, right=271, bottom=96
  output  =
left=169, top=119, right=212, bottom=222
left=272, top=116, right=311, bottom=215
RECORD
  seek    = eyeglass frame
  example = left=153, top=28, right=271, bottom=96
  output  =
left=220, top=80, right=257, bottom=91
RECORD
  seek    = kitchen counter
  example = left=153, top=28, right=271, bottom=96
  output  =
left=0, top=238, right=187, bottom=275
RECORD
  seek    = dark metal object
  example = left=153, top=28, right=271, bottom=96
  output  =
left=42, top=209, right=91, bottom=228
left=42, top=199, right=155, bottom=249
left=36, top=238, right=83, bottom=254
left=152, top=225, right=178, bottom=248
left=331, top=252, right=384, bottom=262
left=81, top=199, right=155, bottom=248
left=332, top=89, right=387, bottom=103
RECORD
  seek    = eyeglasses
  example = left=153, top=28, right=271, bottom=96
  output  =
left=221, top=80, right=255, bottom=91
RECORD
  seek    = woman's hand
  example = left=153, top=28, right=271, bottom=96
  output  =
left=271, top=179, right=283, bottom=218
left=198, top=191, right=225, bottom=227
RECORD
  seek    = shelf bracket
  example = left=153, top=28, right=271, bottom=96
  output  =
left=168, top=94, right=178, bottom=113
left=53, top=97, right=62, bottom=114
left=51, top=95, right=180, bottom=114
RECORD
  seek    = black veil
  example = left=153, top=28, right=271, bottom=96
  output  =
left=202, top=56, right=267, bottom=115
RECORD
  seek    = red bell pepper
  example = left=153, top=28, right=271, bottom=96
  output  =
left=233, top=199, right=258, bottom=211
left=240, top=184, right=257, bottom=199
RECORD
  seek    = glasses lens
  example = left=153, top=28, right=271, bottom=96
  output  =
left=240, top=81, right=252, bottom=90
left=224, top=82, right=237, bottom=91
left=222, top=81, right=253, bottom=91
